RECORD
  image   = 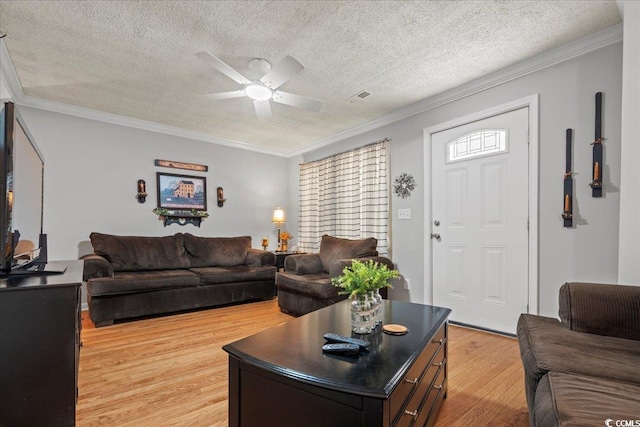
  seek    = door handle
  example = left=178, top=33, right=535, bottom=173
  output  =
left=431, top=233, right=441, bottom=240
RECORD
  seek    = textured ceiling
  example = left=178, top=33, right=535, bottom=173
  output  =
left=0, top=1, right=621, bottom=154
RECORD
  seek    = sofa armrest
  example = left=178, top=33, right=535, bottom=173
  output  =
left=80, top=254, right=114, bottom=281
left=284, top=254, right=323, bottom=274
left=558, top=282, right=640, bottom=341
left=245, top=248, right=276, bottom=267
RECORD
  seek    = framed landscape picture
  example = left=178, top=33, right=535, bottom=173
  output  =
left=156, top=172, right=207, bottom=211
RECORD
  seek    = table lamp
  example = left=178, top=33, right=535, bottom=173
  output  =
left=272, top=207, right=286, bottom=251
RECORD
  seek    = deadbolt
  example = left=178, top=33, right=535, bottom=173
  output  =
left=434, top=220, right=440, bottom=226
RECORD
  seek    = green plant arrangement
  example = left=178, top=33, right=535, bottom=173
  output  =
left=331, top=259, right=399, bottom=298
left=152, top=207, right=170, bottom=216
left=152, top=207, right=209, bottom=218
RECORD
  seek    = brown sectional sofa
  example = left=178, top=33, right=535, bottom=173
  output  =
left=517, top=282, right=640, bottom=426
left=82, top=232, right=276, bottom=327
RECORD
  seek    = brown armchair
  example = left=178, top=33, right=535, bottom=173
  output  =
left=275, top=235, right=394, bottom=316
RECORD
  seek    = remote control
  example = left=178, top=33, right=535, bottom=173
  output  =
left=322, top=343, right=361, bottom=355
left=323, top=333, right=370, bottom=349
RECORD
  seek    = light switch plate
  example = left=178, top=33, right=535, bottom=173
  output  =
left=398, top=208, right=411, bottom=220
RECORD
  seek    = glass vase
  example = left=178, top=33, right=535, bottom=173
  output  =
left=373, top=289, right=384, bottom=325
left=351, top=294, right=375, bottom=334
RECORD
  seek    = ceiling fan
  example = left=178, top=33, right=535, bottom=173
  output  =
left=196, top=52, right=324, bottom=119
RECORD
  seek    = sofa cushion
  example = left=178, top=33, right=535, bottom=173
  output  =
left=276, top=271, right=339, bottom=299
left=318, top=235, right=378, bottom=273
left=517, top=314, right=640, bottom=398
left=90, top=232, right=190, bottom=272
left=189, top=265, right=275, bottom=285
left=184, top=234, right=251, bottom=267
left=534, top=372, right=640, bottom=427
left=87, top=269, right=200, bottom=297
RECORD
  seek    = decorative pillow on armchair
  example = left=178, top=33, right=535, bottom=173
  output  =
left=318, top=235, right=378, bottom=273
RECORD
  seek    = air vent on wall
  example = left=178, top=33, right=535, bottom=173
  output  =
left=346, top=90, right=372, bottom=103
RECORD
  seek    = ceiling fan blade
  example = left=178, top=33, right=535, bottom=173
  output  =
left=254, top=100, right=272, bottom=119
left=272, top=91, right=324, bottom=112
left=260, top=55, right=304, bottom=89
left=202, top=90, right=246, bottom=101
left=196, top=52, right=250, bottom=85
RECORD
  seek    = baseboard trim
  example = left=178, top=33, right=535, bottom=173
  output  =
left=448, top=320, right=516, bottom=338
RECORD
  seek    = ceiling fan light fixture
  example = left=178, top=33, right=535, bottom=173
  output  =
left=245, top=84, right=272, bottom=101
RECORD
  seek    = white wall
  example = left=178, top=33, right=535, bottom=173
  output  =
left=17, top=107, right=288, bottom=305
left=617, top=2, right=640, bottom=284
left=0, top=73, right=11, bottom=101
left=300, top=43, right=623, bottom=317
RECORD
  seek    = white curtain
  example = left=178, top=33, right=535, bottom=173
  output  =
left=298, top=139, right=390, bottom=255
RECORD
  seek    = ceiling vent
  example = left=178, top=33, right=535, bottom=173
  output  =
left=347, top=90, right=372, bottom=103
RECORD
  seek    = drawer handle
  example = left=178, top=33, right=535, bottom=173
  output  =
left=432, top=338, right=444, bottom=344
left=404, top=409, right=418, bottom=420
left=432, top=362, right=442, bottom=367
left=403, top=377, right=418, bottom=384
left=434, top=384, right=443, bottom=390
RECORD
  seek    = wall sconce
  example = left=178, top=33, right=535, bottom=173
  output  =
left=272, top=207, right=286, bottom=251
left=137, top=179, right=147, bottom=203
left=217, top=187, right=226, bottom=207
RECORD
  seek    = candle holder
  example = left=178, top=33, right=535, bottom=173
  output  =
left=261, top=236, right=269, bottom=251
left=136, top=179, right=147, bottom=203
left=562, top=129, right=573, bottom=228
left=589, top=161, right=602, bottom=189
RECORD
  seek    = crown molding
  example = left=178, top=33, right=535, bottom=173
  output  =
left=16, top=95, right=289, bottom=156
left=2, top=24, right=624, bottom=159
left=288, top=23, right=623, bottom=158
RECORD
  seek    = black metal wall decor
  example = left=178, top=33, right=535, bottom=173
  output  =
left=589, top=92, right=604, bottom=197
left=562, top=129, right=573, bottom=227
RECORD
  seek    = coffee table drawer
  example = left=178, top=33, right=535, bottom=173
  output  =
left=391, top=323, right=446, bottom=424
left=394, top=348, right=446, bottom=427
left=413, top=364, right=447, bottom=427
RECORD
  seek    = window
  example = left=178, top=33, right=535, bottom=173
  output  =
left=298, top=140, right=389, bottom=255
left=447, top=129, right=507, bottom=163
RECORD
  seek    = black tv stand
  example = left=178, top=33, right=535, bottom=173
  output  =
left=0, top=260, right=82, bottom=426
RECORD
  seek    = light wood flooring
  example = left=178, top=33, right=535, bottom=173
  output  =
left=78, top=300, right=529, bottom=426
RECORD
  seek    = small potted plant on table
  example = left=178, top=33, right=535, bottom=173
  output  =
left=332, top=259, right=399, bottom=334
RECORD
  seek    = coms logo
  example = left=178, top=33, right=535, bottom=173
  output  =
left=605, top=420, right=640, bottom=427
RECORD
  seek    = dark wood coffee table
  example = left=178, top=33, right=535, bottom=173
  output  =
left=223, top=299, right=451, bottom=427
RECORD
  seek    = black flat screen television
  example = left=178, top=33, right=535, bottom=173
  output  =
left=0, top=102, right=46, bottom=274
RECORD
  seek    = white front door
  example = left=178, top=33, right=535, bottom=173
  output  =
left=431, top=107, right=529, bottom=334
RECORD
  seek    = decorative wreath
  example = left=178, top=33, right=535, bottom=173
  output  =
left=393, top=173, right=417, bottom=199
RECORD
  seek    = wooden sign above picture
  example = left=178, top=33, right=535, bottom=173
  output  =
left=154, top=159, right=208, bottom=172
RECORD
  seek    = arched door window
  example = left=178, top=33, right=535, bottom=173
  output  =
left=447, top=129, right=507, bottom=163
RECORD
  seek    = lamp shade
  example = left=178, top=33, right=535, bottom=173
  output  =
left=272, top=207, right=286, bottom=224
